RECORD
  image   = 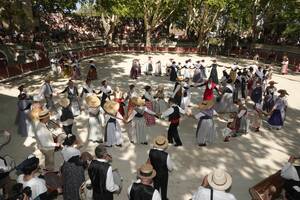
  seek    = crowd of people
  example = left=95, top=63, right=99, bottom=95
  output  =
left=0, top=52, right=298, bottom=200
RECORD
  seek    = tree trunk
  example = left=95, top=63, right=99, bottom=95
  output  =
left=145, top=29, right=152, bottom=48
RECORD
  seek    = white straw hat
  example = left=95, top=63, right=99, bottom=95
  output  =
left=207, top=169, right=232, bottom=191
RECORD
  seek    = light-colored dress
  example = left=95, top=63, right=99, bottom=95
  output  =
left=15, top=98, right=32, bottom=137
left=87, top=107, right=105, bottom=142
left=154, top=90, right=168, bottom=113
left=127, top=107, right=156, bottom=144
left=105, top=113, right=123, bottom=146
left=214, top=84, right=237, bottom=113
left=181, top=82, right=191, bottom=110
left=195, top=109, right=217, bottom=145
left=268, top=97, right=288, bottom=129
left=281, top=60, right=289, bottom=74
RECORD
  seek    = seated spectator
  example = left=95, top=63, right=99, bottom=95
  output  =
left=192, top=169, right=236, bottom=200
left=281, top=155, right=300, bottom=200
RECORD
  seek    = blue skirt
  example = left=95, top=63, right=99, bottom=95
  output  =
left=251, top=87, right=262, bottom=103
left=268, top=109, right=283, bottom=126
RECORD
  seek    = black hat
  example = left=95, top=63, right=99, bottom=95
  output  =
left=16, top=155, right=39, bottom=173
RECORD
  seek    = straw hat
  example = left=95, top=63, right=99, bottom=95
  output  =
left=38, top=109, right=50, bottom=120
left=59, top=98, right=70, bottom=108
left=207, top=169, right=232, bottom=191
left=198, top=100, right=215, bottom=110
left=104, top=101, right=120, bottom=116
left=131, top=97, right=145, bottom=106
left=30, top=107, right=43, bottom=121
left=137, top=163, right=156, bottom=179
left=294, top=158, right=300, bottom=166
left=86, top=95, right=100, bottom=108
left=268, top=81, right=278, bottom=85
left=153, top=136, right=168, bottom=149
left=278, top=89, right=289, bottom=95
left=176, top=76, right=184, bottom=82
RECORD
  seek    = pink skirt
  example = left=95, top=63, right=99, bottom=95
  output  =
left=281, top=64, right=288, bottom=74
left=144, top=101, right=156, bottom=126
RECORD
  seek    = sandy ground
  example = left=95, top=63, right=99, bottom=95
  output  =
left=0, top=53, right=299, bottom=200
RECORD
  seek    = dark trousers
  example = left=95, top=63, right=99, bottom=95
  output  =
left=167, top=123, right=182, bottom=145
left=153, top=175, right=168, bottom=200
left=241, top=86, right=246, bottom=99
left=63, top=124, right=73, bottom=134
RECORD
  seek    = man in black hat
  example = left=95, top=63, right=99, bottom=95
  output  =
left=88, top=145, right=120, bottom=200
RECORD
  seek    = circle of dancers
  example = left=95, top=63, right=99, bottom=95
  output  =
left=7, top=55, right=290, bottom=200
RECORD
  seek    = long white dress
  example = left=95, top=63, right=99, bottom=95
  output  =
left=105, top=113, right=123, bottom=146
left=195, top=109, right=217, bottom=145
left=181, top=82, right=191, bottom=110
left=87, top=107, right=105, bottom=142
left=127, top=107, right=156, bottom=144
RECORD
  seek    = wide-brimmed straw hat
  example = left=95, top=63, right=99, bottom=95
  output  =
left=268, top=81, right=278, bottom=85
left=86, top=95, right=100, bottom=108
left=278, top=89, right=289, bottom=96
left=131, top=97, right=145, bottom=106
left=104, top=101, right=120, bottom=116
left=207, top=169, right=232, bottom=191
left=137, top=163, right=156, bottom=179
left=38, top=109, right=50, bottom=120
left=176, top=76, right=184, bottom=81
left=30, top=107, right=43, bottom=121
left=198, top=100, right=215, bottom=110
left=59, top=98, right=70, bottom=108
left=153, top=136, right=168, bottom=149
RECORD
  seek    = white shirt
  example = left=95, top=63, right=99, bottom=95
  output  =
left=96, top=159, right=120, bottom=192
left=161, top=104, right=186, bottom=118
left=39, top=83, right=53, bottom=98
left=36, top=122, right=56, bottom=150
left=100, top=85, right=112, bottom=95
left=152, top=148, right=174, bottom=171
left=17, top=175, right=47, bottom=199
left=127, top=179, right=161, bottom=200
left=281, top=162, right=300, bottom=181
left=127, top=107, right=156, bottom=122
left=61, top=146, right=81, bottom=162
left=144, top=91, right=155, bottom=102
left=192, top=186, right=237, bottom=200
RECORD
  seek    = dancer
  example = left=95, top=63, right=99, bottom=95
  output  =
left=99, top=80, right=112, bottom=107
left=194, top=79, right=220, bottom=101
left=208, top=59, right=219, bottom=84
left=103, top=101, right=123, bottom=147
left=169, top=61, right=177, bottom=82
left=113, top=86, right=125, bottom=117
left=263, top=81, right=278, bottom=113
left=128, top=163, right=161, bottom=200
left=281, top=55, right=289, bottom=75
left=124, top=84, right=138, bottom=117
left=251, top=71, right=263, bottom=104
left=86, top=95, right=105, bottom=143
left=126, top=97, right=157, bottom=144
left=145, top=56, right=153, bottom=75
left=148, top=136, right=174, bottom=200
left=87, top=59, right=97, bottom=80
left=192, top=60, right=204, bottom=83
left=267, top=89, right=288, bottom=130
left=80, top=79, right=95, bottom=98
left=181, top=78, right=192, bottom=110
left=250, top=103, right=263, bottom=132
left=154, top=61, right=162, bottom=76
left=154, top=85, right=168, bottom=113
left=161, top=98, right=186, bottom=147
left=39, top=75, right=54, bottom=110
left=193, top=100, right=217, bottom=146
left=214, top=79, right=237, bottom=113
left=143, top=86, right=156, bottom=126
left=130, top=59, right=140, bottom=79
left=232, top=98, right=249, bottom=137
left=61, top=80, right=81, bottom=116
left=171, top=76, right=184, bottom=106
left=57, top=98, right=74, bottom=135
left=15, top=92, right=32, bottom=137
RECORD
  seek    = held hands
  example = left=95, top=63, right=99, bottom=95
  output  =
left=288, top=155, right=296, bottom=163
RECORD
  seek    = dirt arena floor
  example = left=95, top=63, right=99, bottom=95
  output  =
left=0, top=53, right=299, bottom=200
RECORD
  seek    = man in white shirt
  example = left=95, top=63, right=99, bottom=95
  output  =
left=99, top=80, right=113, bottom=107
left=36, top=109, right=60, bottom=171
left=88, top=145, right=119, bottom=200
left=128, top=163, right=161, bottom=200
left=192, top=169, right=236, bottom=200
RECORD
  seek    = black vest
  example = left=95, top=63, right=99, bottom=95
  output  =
left=130, top=183, right=155, bottom=200
left=149, top=149, right=168, bottom=178
left=60, top=107, right=74, bottom=122
left=88, top=160, right=113, bottom=200
left=169, top=106, right=180, bottom=121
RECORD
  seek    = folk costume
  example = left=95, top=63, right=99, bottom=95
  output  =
left=124, top=85, right=138, bottom=118
left=61, top=81, right=81, bottom=116
left=15, top=93, right=32, bottom=137
left=146, top=57, right=153, bottom=75
left=281, top=159, right=300, bottom=200
left=155, top=61, right=162, bottom=76
left=88, top=154, right=120, bottom=199
left=281, top=56, right=289, bottom=75
left=130, top=59, right=140, bottom=79
left=169, top=62, right=177, bottom=82
left=57, top=98, right=74, bottom=135
left=194, top=100, right=217, bottom=146
left=192, top=61, right=204, bottom=83
left=250, top=103, right=263, bottom=132
left=148, top=136, right=174, bottom=200
left=127, top=97, right=157, bottom=144
left=113, top=87, right=125, bottom=117
left=263, top=81, right=277, bottom=113
left=143, top=86, right=156, bottom=126
left=251, top=72, right=263, bottom=104
left=208, top=60, right=219, bottom=84
left=87, top=59, right=97, bottom=80
left=161, top=101, right=186, bottom=146
left=267, top=90, right=288, bottom=129
left=86, top=95, right=105, bottom=143
left=181, top=80, right=192, bottom=110
left=39, top=76, right=54, bottom=110
left=99, top=83, right=112, bottom=107
left=103, top=101, right=123, bottom=147
left=196, top=79, right=219, bottom=101
left=153, top=86, right=168, bottom=114
left=232, top=99, right=249, bottom=135
left=128, top=164, right=161, bottom=200
left=171, top=76, right=184, bottom=106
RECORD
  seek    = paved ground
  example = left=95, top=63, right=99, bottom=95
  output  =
left=0, top=53, right=299, bottom=200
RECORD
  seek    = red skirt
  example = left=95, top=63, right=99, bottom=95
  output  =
left=114, top=98, right=125, bottom=116
left=144, top=101, right=156, bottom=126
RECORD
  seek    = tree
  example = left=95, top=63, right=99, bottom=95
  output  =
left=128, top=0, right=181, bottom=48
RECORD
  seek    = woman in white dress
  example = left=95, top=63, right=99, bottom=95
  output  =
left=86, top=95, right=105, bottom=143
left=126, top=97, right=157, bottom=145
left=181, top=78, right=192, bottom=110
left=192, top=100, right=217, bottom=146
left=103, top=101, right=123, bottom=147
